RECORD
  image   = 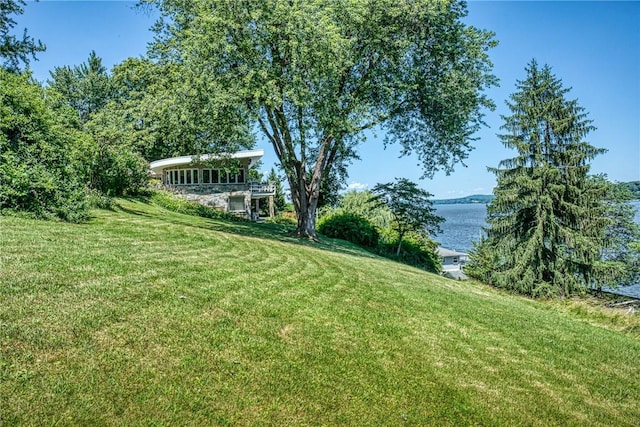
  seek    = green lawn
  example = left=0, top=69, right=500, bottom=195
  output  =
left=1, top=198, right=639, bottom=426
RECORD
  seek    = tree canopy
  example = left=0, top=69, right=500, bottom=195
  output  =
left=48, top=51, right=114, bottom=123
left=467, top=60, right=638, bottom=297
left=143, top=0, right=497, bottom=238
left=370, top=178, right=444, bottom=255
left=0, top=69, right=89, bottom=220
left=0, top=0, right=45, bottom=72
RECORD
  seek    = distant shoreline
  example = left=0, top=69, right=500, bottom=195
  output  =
left=433, top=192, right=639, bottom=205
left=433, top=194, right=493, bottom=205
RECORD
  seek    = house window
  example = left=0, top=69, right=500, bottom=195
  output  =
left=165, top=168, right=245, bottom=185
left=453, top=257, right=459, bottom=264
left=228, top=196, right=245, bottom=212
left=165, top=169, right=199, bottom=185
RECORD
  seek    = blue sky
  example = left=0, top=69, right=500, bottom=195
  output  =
left=18, top=1, right=640, bottom=199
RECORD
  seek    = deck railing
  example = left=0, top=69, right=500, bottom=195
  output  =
left=249, top=182, right=276, bottom=194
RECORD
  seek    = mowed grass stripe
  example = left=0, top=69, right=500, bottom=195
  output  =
left=1, top=198, right=639, bottom=425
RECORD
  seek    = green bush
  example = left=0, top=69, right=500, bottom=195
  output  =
left=265, top=213, right=297, bottom=226
left=0, top=70, right=89, bottom=222
left=318, top=212, right=379, bottom=248
left=376, top=230, right=441, bottom=274
left=90, top=145, right=149, bottom=196
left=86, top=189, right=115, bottom=210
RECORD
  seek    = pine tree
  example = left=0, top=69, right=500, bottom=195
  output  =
left=469, top=60, right=607, bottom=297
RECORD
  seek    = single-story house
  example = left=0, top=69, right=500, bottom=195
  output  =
left=436, top=247, right=470, bottom=280
left=149, top=149, right=276, bottom=219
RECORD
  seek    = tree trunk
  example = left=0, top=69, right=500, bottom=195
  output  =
left=284, top=137, right=333, bottom=240
left=297, top=200, right=318, bottom=239
left=286, top=165, right=320, bottom=240
left=394, top=228, right=407, bottom=256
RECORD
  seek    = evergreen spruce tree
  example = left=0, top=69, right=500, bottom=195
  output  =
left=469, top=60, right=607, bottom=297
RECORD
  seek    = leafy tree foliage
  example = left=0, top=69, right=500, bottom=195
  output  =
left=46, top=53, right=149, bottom=196
left=48, top=50, right=114, bottom=123
left=142, top=0, right=497, bottom=238
left=467, top=60, right=629, bottom=298
left=618, top=181, right=640, bottom=199
left=593, top=178, right=640, bottom=289
left=107, top=58, right=254, bottom=162
left=321, top=190, right=394, bottom=230
left=370, top=178, right=444, bottom=255
left=317, top=213, right=379, bottom=248
left=0, top=70, right=88, bottom=220
left=83, top=109, right=150, bottom=196
left=0, top=0, right=45, bottom=72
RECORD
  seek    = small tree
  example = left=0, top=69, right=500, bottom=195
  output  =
left=370, top=178, right=444, bottom=255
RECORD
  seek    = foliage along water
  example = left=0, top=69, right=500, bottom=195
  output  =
left=433, top=200, right=640, bottom=298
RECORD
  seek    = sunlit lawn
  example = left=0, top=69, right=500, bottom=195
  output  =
left=1, top=198, right=639, bottom=425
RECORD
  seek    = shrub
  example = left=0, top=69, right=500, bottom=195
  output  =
left=0, top=70, right=89, bottom=222
left=90, top=145, right=149, bottom=196
left=376, top=230, right=441, bottom=274
left=265, top=213, right=297, bottom=226
left=86, top=189, right=115, bottom=210
left=318, top=212, right=379, bottom=248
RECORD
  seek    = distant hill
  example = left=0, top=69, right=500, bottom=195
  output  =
left=619, top=181, right=640, bottom=199
left=433, top=194, right=494, bottom=205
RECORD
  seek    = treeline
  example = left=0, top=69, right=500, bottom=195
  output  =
left=0, top=3, right=253, bottom=220
left=433, top=194, right=494, bottom=205
left=619, top=181, right=640, bottom=199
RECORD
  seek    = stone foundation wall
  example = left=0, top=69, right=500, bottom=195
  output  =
left=164, top=185, right=251, bottom=216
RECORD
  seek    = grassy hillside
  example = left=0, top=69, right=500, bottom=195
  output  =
left=1, top=198, right=639, bottom=426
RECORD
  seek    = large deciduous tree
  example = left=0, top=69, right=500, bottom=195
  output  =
left=0, top=0, right=45, bottom=72
left=107, top=58, right=254, bottom=162
left=467, top=60, right=629, bottom=298
left=142, top=0, right=497, bottom=238
left=48, top=51, right=114, bottom=123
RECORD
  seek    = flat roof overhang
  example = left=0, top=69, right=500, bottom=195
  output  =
left=149, top=149, right=264, bottom=177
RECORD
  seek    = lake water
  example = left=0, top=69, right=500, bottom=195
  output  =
left=434, top=200, right=640, bottom=298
